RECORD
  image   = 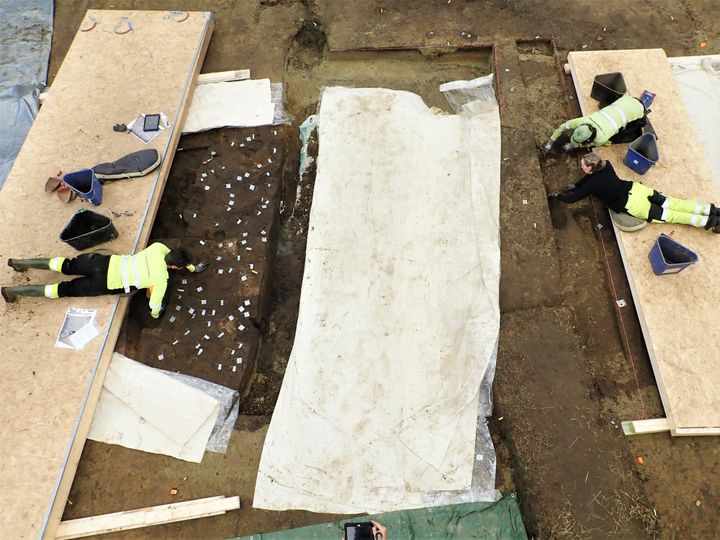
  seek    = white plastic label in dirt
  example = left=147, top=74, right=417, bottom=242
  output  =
left=254, top=86, right=501, bottom=514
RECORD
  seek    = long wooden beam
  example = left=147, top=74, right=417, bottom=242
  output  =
left=56, top=496, right=241, bottom=539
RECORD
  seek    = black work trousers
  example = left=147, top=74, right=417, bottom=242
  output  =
left=57, top=254, right=117, bottom=298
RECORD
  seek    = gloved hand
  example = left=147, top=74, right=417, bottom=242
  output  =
left=547, top=193, right=559, bottom=200
left=542, top=140, right=554, bottom=155
left=564, top=183, right=576, bottom=191
left=561, top=142, right=576, bottom=153
left=193, top=261, right=209, bottom=273
left=113, top=123, right=128, bottom=133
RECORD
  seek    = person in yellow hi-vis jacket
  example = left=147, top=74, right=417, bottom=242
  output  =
left=2, top=242, right=208, bottom=318
left=543, top=94, right=647, bottom=153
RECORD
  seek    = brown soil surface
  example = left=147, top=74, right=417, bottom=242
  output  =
left=45, top=1, right=720, bottom=538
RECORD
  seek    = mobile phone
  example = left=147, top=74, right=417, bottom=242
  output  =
left=143, top=113, right=161, bottom=132
left=344, top=521, right=374, bottom=540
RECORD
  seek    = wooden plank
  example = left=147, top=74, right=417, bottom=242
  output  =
left=567, top=49, right=720, bottom=435
left=40, top=70, right=251, bottom=102
left=622, top=418, right=720, bottom=436
left=197, top=69, right=251, bottom=84
left=0, top=10, right=213, bottom=540
left=56, top=496, right=240, bottom=539
left=622, top=418, right=670, bottom=435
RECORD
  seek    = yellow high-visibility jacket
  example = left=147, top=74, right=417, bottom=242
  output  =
left=550, top=95, right=645, bottom=146
left=106, top=242, right=192, bottom=318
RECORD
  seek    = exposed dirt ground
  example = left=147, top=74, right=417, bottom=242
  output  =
left=47, top=1, right=720, bottom=538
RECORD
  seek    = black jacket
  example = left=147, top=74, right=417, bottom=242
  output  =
left=557, top=162, right=633, bottom=213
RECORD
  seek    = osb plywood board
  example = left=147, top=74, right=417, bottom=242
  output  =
left=568, top=49, right=720, bottom=434
left=0, top=10, right=213, bottom=538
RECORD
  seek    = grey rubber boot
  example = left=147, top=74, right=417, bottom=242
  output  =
left=7, top=258, right=51, bottom=272
left=1, top=285, right=47, bottom=303
left=93, top=149, right=161, bottom=182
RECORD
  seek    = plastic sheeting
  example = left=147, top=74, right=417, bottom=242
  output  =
left=88, top=353, right=238, bottom=462
left=0, top=0, right=53, bottom=188
left=233, top=494, right=527, bottom=540
left=255, top=85, right=501, bottom=514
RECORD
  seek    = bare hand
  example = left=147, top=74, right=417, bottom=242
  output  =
left=372, top=521, right=387, bottom=540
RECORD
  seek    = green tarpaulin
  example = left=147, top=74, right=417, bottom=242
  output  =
left=233, top=494, right=527, bottom=539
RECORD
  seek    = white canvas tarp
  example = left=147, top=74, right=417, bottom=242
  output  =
left=254, top=86, right=501, bottom=513
left=182, top=78, right=275, bottom=133
left=88, top=353, right=221, bottom=463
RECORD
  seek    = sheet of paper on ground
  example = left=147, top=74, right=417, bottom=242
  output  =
left=88, top=352, right=221, bottom=463
left=254, top=86, right=501, bottom=513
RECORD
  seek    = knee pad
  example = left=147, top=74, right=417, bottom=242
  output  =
left=647, top=204, right=664, bottom=222
left=647, top=190, right=665, bottom=207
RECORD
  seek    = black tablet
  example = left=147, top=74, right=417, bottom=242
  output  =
left=344, top=522, right=374, bottom=540
left=143, top=113, right=161, bottom=132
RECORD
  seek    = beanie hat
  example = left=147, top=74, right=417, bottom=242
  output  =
left=571, top=124, right=594, bottom=144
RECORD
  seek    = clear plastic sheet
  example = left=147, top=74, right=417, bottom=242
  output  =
left=0, top=0, right=53, bottom=188
left=160, top=369, right=240, bottom=454
left=298, top=114, right=318, bottom=177
left=271, top=82, right=295, bottom=125
left=440, top=73, right=497, bottom=112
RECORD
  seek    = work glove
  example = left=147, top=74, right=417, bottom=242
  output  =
left=564, top=183, right=576, bottom=191
left=561, top=142, right=577, bottom=153
left=542, top=140, right=554, bottom=155
left=547, top=193, right=559, bottom=200
left=113, top=123, right=128, bottom=133
left=193, top=261, right=209, bottom=273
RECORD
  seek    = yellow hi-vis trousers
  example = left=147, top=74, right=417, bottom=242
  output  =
left=625, top=183, right=711, bottom=228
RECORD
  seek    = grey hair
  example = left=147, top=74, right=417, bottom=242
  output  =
left=581, top=152, right=606, bottom=173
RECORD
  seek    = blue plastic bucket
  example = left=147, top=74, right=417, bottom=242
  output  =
left=624, top=133, right=659, bottom=175
left=63, top=169, right=102, bottom=205
left=648, top=234, right=698, bottom=275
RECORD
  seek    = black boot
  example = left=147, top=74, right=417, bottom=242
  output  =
left=1, top=285, right=47, bottom=303
left=710, top=204, right=720, bottom=217
left=705, top=215, right=720, bottom=233
left=7, top=258, right=51, bottom=272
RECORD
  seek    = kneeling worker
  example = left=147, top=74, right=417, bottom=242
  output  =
left=548, top=153, right=720, bottom=233
left=2, top=242, right=208, bottom=318
left=543, top=94, right=647, bottom=153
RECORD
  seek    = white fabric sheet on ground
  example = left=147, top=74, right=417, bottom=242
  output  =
left=254, top=87, right=501, bottom=514
left=669, top=55, right=720, bottom=187
left=182, top=78, right=274, bottom=133
left=88, top=352, right=221, bottom=463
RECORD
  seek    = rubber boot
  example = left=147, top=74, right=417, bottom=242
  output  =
left=7, top=258, right=51, bottom=272
left=705, top=215, right=720, bottom=234
left=1, top=285, right=47, bottom=303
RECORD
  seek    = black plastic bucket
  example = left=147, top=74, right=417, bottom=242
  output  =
left=59, top=208, right=118, bottom=250
left=591, top=72, right=627, bottom=106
